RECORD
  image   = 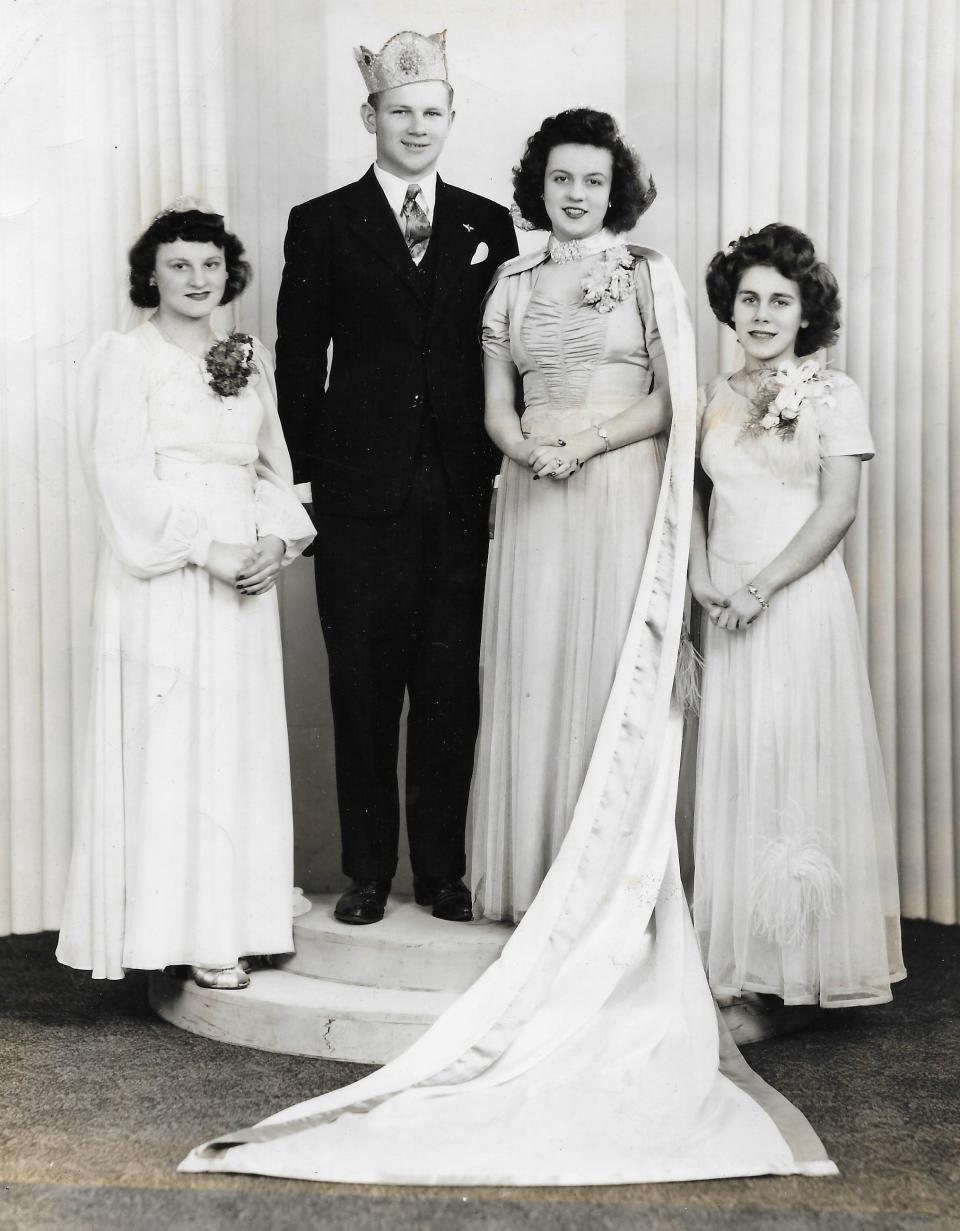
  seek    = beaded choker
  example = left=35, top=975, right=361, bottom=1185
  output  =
left=547, top=228, right=621, bottom=265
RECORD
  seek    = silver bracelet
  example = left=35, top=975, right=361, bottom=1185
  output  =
left=747, top=584, right=770, bottom=610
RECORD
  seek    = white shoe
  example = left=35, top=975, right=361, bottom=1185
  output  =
left=721, top=996, right=821, bottom=1045
left=190, top=964, right=251, bottom=990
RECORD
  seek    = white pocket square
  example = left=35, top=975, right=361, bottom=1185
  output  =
left=470, top=241, right=489, bottom=265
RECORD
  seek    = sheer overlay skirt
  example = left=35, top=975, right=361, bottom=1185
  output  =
left=693, top=550, right=905, bottom=1006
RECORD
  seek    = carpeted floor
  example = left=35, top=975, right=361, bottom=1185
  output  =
left=0, top=921, right=957, bottom=1231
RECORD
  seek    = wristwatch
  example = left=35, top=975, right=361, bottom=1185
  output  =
left=595, top=425, right=610, bottom=452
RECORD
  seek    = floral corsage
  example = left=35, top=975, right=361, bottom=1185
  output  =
left=581, top=246, right=636, bottom=314
left=205, top=333, right=257, bottom=398
left=741, top=359, right=835, bottom=441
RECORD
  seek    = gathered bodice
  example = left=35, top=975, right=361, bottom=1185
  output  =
left=482, top=257, right=663, bottom=440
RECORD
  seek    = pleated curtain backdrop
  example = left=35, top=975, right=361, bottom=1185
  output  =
left=2, top=0, right=959, bottom=934
left=629, top=0, right=960, bottom=923
left=0, top=0, right=325, bottom=936
left=0, top=0, right=237, bottom=934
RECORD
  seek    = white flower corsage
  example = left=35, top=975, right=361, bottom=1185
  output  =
left=580, top=245, right=636, bottom=314
left=742, top=359, right=835, bottom=441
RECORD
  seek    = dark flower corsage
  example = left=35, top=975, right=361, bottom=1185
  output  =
left=205, top=333, right=257, bottom=398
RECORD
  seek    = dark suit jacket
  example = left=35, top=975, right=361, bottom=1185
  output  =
left=275, top=167, right=519, bottom=518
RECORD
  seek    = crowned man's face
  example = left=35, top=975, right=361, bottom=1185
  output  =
left=361, top=81, right=454, bottom=180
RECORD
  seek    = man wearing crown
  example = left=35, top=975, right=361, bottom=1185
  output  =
left=276, top=31, right=518, bottom=925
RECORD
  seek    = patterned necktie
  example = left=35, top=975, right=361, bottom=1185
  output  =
left=401, top=183, right=432, bottom=263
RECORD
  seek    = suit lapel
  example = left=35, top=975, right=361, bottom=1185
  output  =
left=346, top=167, right=426, bottom=304
left=428, top=179, right=480, bottom=322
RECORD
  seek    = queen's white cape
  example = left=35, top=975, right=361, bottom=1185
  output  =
left=180, top=248, right=837, bottom=1186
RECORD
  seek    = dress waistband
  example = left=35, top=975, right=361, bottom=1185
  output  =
left=155, top=456, right=256, bottom=488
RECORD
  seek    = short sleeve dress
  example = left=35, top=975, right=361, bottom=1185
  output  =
left=468, top=255, right=666, bottom=922
left=693, top=371, right=905, bottom=1006
left=56, top=321, right=315, bottom=979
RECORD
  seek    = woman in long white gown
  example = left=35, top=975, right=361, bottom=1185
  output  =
left=688, top=224, right=904, bottom=1023
left=56, top=201, right=315, bottom=989
left=180, top=117, right=837, bottom=1185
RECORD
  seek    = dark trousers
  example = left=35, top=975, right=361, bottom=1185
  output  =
left=313, top=429, right=488, bottom=883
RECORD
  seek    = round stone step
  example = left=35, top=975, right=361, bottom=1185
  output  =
left=280, top=893, right=512, bottom=991
left=149, top=966, right=458, bottom=1064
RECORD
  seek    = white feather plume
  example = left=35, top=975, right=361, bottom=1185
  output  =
left=750, top=824, right=841, bottom=948
left=674, top=629, right=703, bottom=716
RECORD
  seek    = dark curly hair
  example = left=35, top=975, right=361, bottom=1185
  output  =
left=705, top=223, right=840, bottom=356
left=128, top=209, right=252, bottom=309
left=512, top=108, right=656, bottom=234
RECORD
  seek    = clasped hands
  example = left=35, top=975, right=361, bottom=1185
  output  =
left=520, top=437, right=581, bottom=482
left=205, top=535, right=286, bottom=595
left=690, top=575, right=765, bottom=632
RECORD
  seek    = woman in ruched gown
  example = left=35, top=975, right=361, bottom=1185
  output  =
left=469, top=109, right=670, bottom=922
left=56, top=201, right=315, bottom=988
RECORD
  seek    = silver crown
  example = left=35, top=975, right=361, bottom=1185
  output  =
left=354, top=30, right=448, bottom=94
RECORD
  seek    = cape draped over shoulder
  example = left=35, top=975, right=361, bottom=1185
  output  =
left=179, top=247, right=837, bottom=1185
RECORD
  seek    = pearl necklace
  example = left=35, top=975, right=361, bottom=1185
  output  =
left=547, top=227, right=620, bottom=265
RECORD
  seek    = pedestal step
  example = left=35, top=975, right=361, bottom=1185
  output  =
left=149, top=966, right=458, bottom=1064
left=281, top=894, right=512, bottom=990
left=148, top=895, right=514, bottom=1062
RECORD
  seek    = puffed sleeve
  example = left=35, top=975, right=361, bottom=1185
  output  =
left=77, top=332, right=212, bottom=578
left=250, top=339, right=317, bottom=563
left=634, top=258, right=665, bottom=365
left=481, top=275, right=513, bottom=362
left=818, top=374, right=875, bottom=460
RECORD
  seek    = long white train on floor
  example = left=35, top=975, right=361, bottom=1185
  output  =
left=171, top=251, right=836, bottom=1185
left=149, top=895, right=513, bottom=1063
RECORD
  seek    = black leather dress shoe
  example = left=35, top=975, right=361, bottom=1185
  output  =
left=413, top=876, right=473, bottom=922
left=334, top=879, right=391, bottom=925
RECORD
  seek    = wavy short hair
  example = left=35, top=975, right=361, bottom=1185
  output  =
left=705, top=223, right=841, bottom=356
left=512, top=108, right=656, bottom=234
left=128, top=209, right=252, bottom=309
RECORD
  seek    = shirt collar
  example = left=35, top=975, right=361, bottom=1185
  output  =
left=373, top=163, right=438, bottom=220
